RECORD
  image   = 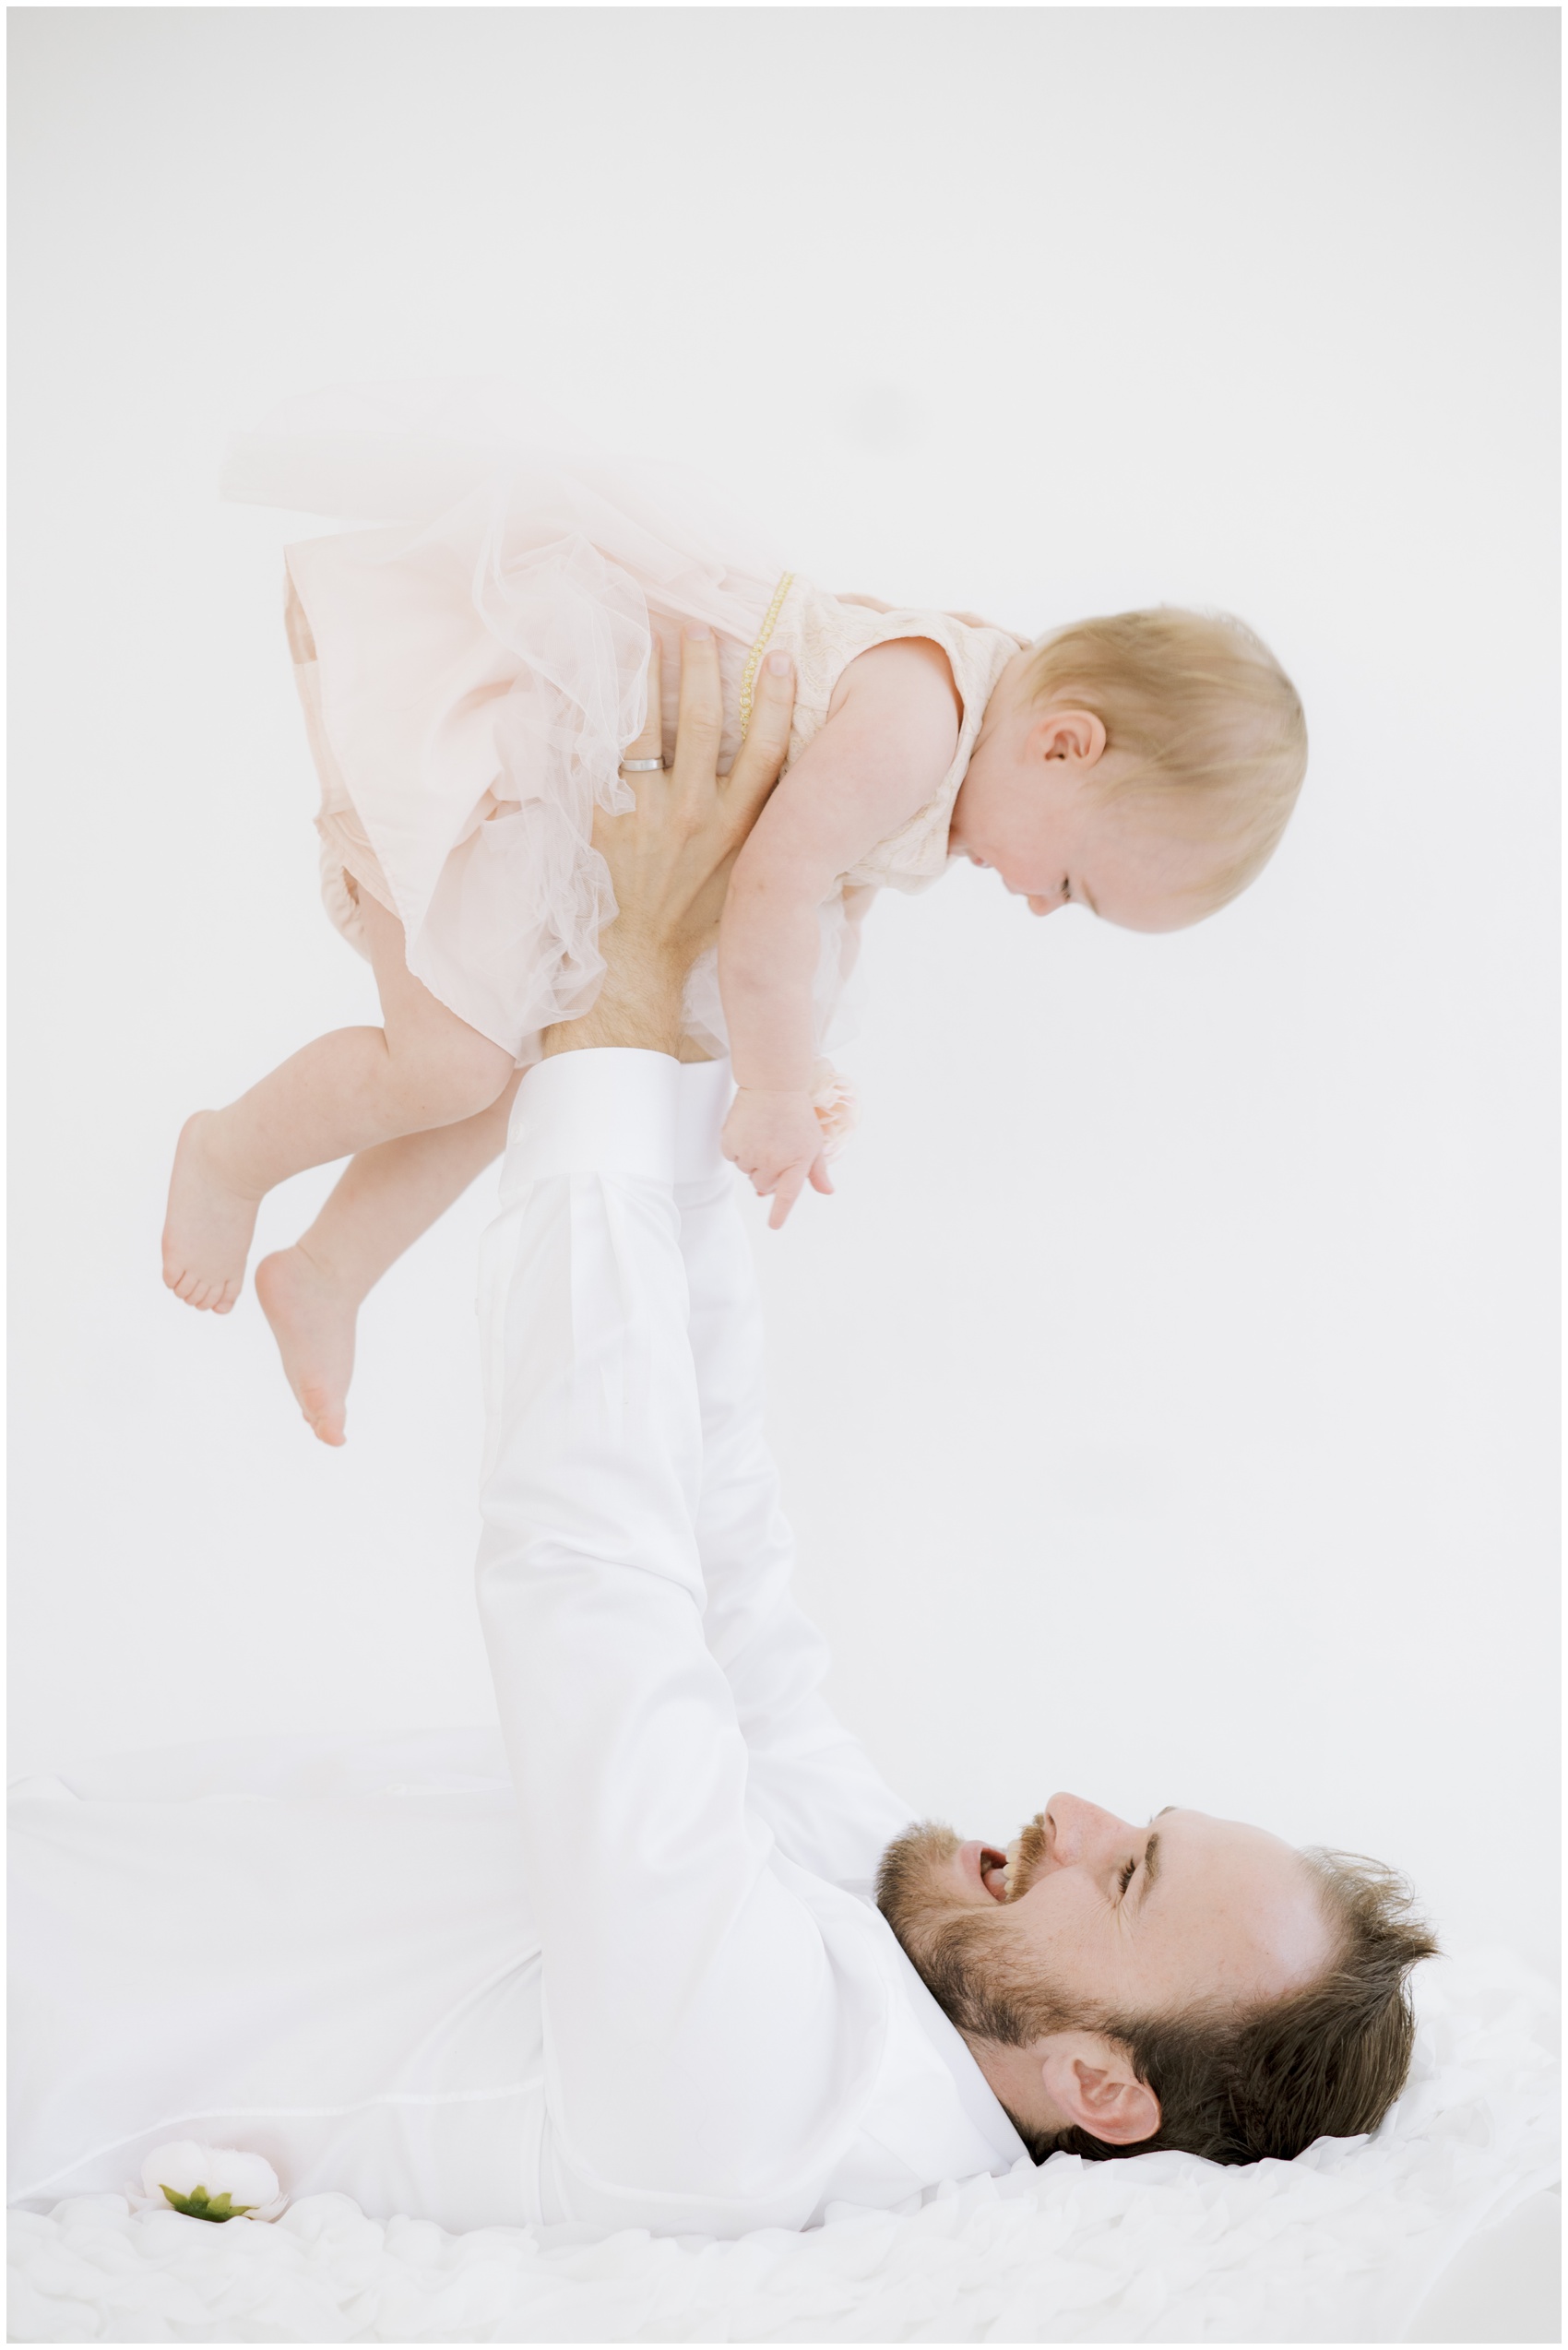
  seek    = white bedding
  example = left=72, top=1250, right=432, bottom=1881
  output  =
left=10, top=1946, right=1556, bottom=2344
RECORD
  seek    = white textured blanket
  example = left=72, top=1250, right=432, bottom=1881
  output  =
left=9, top=1949, right=1556, bottom=2344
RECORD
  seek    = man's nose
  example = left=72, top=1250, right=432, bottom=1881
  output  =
left=1043, top=1792, right=1134, bottom=1865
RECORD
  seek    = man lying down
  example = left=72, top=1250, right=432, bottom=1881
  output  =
left=10, top=647, right=1436, bottom=2242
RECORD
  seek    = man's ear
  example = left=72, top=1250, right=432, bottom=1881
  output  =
left=1037, top=2031, right=1160, bottom=2147
left=1025, top=706, right=1107, bottom=772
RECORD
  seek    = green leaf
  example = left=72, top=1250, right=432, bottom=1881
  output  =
left=159, top=2183, right=255, bottom=2223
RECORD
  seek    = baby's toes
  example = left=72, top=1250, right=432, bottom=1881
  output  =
left=299, top=1382, right=346, bottom=1447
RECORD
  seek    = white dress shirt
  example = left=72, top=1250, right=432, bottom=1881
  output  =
left=477, top=1050, right=1026, bottom=2235
left=8, top=1051, right=1024, bottom=2237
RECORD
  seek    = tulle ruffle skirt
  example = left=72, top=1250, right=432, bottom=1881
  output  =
left=225, top=388, right=796, bottom=1062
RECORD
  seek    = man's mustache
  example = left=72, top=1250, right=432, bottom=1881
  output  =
left=1004, top=1813, right=1051, bottom=1902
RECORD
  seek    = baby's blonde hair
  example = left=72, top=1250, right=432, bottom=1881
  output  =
left=1024, top=609, right=1307, bottom=913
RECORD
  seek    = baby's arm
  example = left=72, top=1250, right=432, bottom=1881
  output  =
left=719, top=636, right=961, bottom=1225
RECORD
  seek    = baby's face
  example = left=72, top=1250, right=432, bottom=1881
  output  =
left=951, top=670, right=1215, bottom=934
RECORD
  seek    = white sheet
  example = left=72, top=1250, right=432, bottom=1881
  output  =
left=9, top=1938, right=1557, bottom=2343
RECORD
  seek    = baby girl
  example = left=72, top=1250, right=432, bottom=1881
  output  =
left=163, top=389, right=1307, bottom=1444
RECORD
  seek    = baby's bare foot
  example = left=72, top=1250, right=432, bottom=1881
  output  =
left=255, top=1244, right=357, bottom=1447
left=161, top=1112, right=261, bottom=1314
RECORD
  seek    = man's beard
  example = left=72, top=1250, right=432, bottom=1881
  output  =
left=875, top=1819, right=1098, bottom=2051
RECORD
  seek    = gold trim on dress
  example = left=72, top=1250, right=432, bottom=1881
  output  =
left=737, top=572, right=795, bottom=741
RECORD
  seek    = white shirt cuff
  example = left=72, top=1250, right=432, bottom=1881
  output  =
left=507, top=1050, right=682, bottom=1184
left=505, top=1051, right=735, bottom=1187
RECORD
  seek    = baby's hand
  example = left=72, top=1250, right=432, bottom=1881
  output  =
left=722, top=1088, right=834, bottom=1230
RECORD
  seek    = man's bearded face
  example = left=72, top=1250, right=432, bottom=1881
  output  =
left=880, top=1797, right=1336, bottom=2073
left=875, top=1817, right=1100, bottom=2049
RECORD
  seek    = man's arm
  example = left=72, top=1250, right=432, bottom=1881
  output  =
left=562, top=629, right=909, bottom=1884
left=478, top=1061, right=866, bottom=2221
left=673, top=1070, right=914, bottom=1888
left=477, top=635, right=892, bottom=2226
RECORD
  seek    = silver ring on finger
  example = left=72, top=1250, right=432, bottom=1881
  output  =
left=620, top=756, right=667, bottom=772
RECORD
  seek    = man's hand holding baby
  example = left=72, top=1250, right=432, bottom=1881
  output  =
left=540, top=620, right=830, bottom=1228
left=543, top=623, right=797, bottom=1061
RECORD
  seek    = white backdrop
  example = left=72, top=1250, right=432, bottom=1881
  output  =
left=9, top=8, right=1559, bottom=1976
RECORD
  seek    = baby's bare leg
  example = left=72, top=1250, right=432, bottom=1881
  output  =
left=162, top=892, right=514, bottom=1313
left=255, top=1077, right=519, bottom=1446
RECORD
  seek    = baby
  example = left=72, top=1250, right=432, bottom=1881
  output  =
left=165, top=400, right=1307, bottom=1444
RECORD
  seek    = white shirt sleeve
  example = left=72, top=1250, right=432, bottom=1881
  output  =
left=475, top=1050, right=896, bottom=2230
left=671, top=1062, right=914, bottom=1890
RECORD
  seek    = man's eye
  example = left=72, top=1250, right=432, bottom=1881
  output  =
left=1117, top=1857, right=1137, bottom=1897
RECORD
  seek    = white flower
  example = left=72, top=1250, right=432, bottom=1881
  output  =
left=809, top=1062, right=861, bottom=1161
left=133, top=2140, right=285, bottom=2223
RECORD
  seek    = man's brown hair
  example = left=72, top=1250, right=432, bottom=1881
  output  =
left=1043, top=1849, right=1440, bottom=2167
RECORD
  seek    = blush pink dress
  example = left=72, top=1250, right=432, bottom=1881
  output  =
left=224, top=386, right=1025, bottom=1064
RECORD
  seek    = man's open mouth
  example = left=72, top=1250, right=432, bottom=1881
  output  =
left=979, top=1847, right=1010, bottom=1900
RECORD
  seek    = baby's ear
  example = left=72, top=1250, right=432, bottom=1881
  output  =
left=1028, top=708, right=1107, bottom=771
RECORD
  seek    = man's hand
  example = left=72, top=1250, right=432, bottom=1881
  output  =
left=543, top=625, right=795, bottom=1058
